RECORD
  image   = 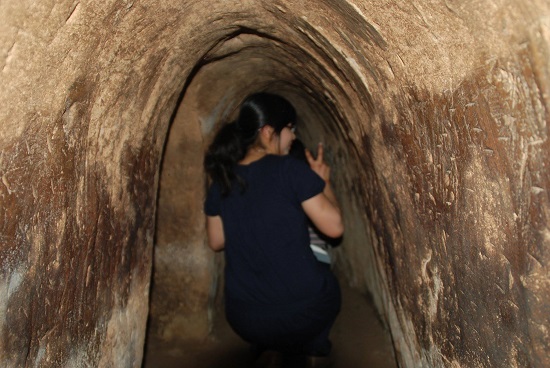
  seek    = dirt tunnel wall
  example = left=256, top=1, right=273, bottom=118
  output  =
left=1, top=1, right=549, bottom=367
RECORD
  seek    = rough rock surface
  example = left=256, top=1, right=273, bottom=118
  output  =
left=1, top=0, right=548, bottom=367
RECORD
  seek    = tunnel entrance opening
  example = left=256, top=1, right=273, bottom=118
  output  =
left=143, top=28, right=396, bottom=367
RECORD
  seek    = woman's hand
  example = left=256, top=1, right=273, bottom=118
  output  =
left=305, top=143, right=330, bottom=182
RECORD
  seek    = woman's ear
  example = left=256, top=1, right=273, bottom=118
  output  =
left=259, top=125, right=279, bottom=153
left=259, top=125, right=276, bottom=141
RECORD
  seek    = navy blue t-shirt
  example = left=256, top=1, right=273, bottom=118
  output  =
left=205, top=155, right=328, bottom=306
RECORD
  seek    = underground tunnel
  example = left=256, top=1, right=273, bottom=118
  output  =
left=0, top=1, right=549, bottom=368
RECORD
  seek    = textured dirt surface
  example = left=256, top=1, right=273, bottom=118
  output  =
left=143, top=283, right=397, bottom=368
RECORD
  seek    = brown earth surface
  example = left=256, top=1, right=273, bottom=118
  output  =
left=143, top=283, right=397, bottom=368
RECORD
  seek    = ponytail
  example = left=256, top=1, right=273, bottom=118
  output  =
left=204, top=122, right=246, bottom=196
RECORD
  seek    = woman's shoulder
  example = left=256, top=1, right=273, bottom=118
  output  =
left=259, top=155, right=308, bottom=173
left=264, top=154, right=303, bottom=166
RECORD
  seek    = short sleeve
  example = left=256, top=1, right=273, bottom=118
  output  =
left=204, top=183, right=221, bottom=216
left=283, top=156, right=325, bottom=203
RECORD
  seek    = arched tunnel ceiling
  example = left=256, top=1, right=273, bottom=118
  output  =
left=0, top=0, right=549, bottom=367
left=182, top=30, right=351, bottom=147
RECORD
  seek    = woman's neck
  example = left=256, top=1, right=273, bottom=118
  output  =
left=239, top=146, right=268, bottom=165
left=239, top=133, right=280, bottom=165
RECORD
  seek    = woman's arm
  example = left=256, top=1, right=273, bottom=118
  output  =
left=302, top=143, right=344, bottom=238
left=206, top=215, right=225, bottom=251
left=302, top=186, right=344, bottom=238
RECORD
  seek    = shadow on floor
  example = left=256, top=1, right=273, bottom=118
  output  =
left=143, top=284, right=397, bottom=368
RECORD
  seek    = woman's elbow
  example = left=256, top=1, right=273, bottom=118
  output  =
left=320, top=213, right=344, bottom=238
left=207, top=233, right=225, bottom=252
left=208, top=239, right=225, bottom=252
left=326, top=220, right=344, bottom=238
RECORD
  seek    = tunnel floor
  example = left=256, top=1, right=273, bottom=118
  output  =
left=143, top=282, right=397, bottom=368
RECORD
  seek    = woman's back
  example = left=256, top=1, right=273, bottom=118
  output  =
left=206, top=155, right=330, bottom=305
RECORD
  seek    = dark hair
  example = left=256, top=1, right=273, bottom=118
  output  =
left=204, top=92, right=296, bottom=196
left=289, top=139, right=307, bottom=163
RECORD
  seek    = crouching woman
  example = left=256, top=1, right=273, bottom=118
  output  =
left=204, top=92, right=343, bottom=366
